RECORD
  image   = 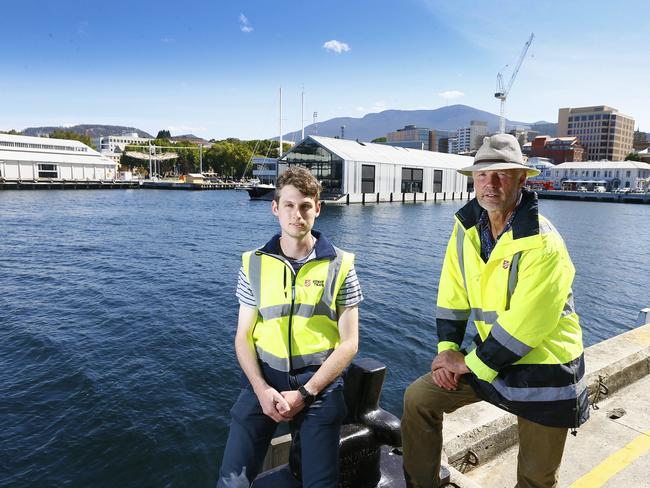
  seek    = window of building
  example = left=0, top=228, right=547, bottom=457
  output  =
left=626, top=170, right=631, bottom=177
left=400, top=167, right=423, bottom=193
left=433, top=169, right=444, bottom=192
left=361, top=164, right=375, bottom=193
left=38, top=163, right=58, bottom=179
left=282, top=139, right=344, bottom=195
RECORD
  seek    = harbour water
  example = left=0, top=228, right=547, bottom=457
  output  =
left=1, top=190, right=649, bottom=487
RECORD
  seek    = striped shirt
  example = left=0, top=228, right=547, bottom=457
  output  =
left=236, top=258, right=363, bottom=309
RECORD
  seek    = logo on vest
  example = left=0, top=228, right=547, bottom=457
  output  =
left=502, top=259, right=510, bottom=269
left=304, top=279, right=324, bottom=287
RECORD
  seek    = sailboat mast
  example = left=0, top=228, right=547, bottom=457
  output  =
left=279, top=86, right=283, bottom=159
left=301, top=87, right=305, bottom=141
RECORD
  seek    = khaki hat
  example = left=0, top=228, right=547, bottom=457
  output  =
left=458, top=133, right=540, bottom=177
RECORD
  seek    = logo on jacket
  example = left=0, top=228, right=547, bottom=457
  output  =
left=502, top=260, right=510, bottom=269
left=304, top=279, right=324, bottom=287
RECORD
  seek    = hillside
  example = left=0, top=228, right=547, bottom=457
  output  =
left=21, top=124, right=153, bottom=139
left=280, top=104, right=557, bottom=142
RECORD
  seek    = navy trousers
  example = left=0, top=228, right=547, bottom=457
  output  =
left=217, top=380, right=347, bottom=488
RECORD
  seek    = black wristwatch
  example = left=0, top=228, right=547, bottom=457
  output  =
left=298, top=385, right=316, bottom=406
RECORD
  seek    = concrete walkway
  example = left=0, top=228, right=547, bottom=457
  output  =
left=465, top=373, right=650, bottom=487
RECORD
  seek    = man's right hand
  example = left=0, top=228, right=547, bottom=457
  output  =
left=255, top=386, right=291, bottom=422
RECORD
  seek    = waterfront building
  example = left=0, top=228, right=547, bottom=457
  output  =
left=455, top=120, right=488, bottom=153
left=550, top=160, right=650, bottom=191
left=522, top=136, right=584, bottom=164
left=251, top=157, right=277, bottom=184
left=524, top=157, right=555, bottom=190
left=95, top=133, right=152, bottom=165
left=278, top=135, right=472, bottom=203
left=0, top=133, right=117, bottom=181
left=558, top=106, right=634, bottom=161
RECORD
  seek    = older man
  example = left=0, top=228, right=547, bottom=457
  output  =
left=402, top=134, right=589, bottom=488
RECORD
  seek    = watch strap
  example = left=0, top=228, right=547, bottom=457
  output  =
left=298, top=385, right=315, bottom=406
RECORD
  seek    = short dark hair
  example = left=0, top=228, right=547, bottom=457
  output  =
left=274, top=166, right=321, bottom=202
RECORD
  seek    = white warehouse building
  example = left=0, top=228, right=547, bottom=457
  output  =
left=0, top=133, right=117, bottom=182
left=550, top=160, right=650, bottom=191
left=278, top=136, right=472, bottom=203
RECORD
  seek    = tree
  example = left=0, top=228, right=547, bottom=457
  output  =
left=50, top=130, right=95, bottom=149
left=625, top=152, right=641, bottom=161
left=156, top=129, right=171, bottom=139
left=371, top=136, right=387, bottom=143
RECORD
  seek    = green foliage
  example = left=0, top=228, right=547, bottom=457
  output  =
left=50, top=130, right=95, bottom=149
left=156, top=129, right=171, bottom=139
left=119, top=137, right=288, bottom=178
left=371, top=136, right=387, bottom=143
left=626, top=152, right=641, bottom=161
left=0, top=129, right=20, bottom=135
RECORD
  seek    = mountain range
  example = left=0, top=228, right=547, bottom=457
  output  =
left=280, top=104, right=557, bottom=142
left=21, top=124, right=153, bottom=139
left=17, top=105, right=558, bottom=144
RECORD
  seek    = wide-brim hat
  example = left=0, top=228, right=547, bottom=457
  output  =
left=458, top=133, right=540, bottom=177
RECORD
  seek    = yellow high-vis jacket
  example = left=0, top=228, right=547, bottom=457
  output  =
left=436, top=190, right=589, bottom=428
left=242, top=231, right=354, bottom=378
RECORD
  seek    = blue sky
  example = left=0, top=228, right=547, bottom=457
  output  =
left=1, top=0, right=647, bottom=140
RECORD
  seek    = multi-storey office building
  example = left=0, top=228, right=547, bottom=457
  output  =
left=455, top=120, right=488, bottom=153
left=95, top=133, right=152, bottom=164
left=557, top=106, right=634, bottom=161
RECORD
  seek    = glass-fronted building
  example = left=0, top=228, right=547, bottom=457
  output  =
left=278, top=136, right=471, bottom=203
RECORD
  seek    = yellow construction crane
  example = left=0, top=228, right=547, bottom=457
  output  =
left=495, top=32, right=534, bottom=133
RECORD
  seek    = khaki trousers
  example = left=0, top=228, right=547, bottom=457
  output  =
left=401, top=373, right=568, bottom=488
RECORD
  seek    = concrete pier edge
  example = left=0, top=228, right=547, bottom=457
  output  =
left=260, top=313, right=650, bottom=481
left=443, top=316, right=650, bottom=475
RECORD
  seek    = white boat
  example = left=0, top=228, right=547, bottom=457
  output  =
left=242, top=181, right=275, bottom=200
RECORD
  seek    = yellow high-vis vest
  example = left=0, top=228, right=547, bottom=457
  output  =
left=242, top=244, right=354, bottom=374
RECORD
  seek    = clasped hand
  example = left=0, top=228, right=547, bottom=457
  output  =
left=431, top=350, right=470, bottom=391
left=256, top=387, right=305, bottom=422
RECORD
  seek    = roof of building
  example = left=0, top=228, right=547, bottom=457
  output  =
left=0, top=132, right=102, bottom=155
left=0, top=133, right=114, bottom=165
left=304, top=136, right=472, bottom=168
left=0, top=149, right=116, bottom=166
left=553, top=160, right=650, bottom=170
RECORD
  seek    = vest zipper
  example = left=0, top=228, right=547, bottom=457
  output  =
left=287, top=269, right=296, bottom=373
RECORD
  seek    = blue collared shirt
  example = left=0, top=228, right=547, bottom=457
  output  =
left=477, top=196, right=522, bottom=262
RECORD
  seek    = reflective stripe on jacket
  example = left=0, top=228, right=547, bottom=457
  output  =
left=436, top=189, right=589, bottom=427
left=242, top=231, right=354, bottom=374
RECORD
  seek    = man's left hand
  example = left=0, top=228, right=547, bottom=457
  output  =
left=277, top=390, right=305, bottom=419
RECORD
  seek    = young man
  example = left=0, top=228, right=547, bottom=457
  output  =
left=218, top=166, right=363, bottom=488
left=402, top=134, right=589, bottom=488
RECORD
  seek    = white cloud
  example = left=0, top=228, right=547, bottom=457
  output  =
left=239, top=13, right=253, bottom=33
left=438, top=90, right=465, bottom=100
left=355, top=106, right=365, bottom=112
left=160, top=37, right=175, bottom=43
left=323, top=40, right=350, bottom=54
